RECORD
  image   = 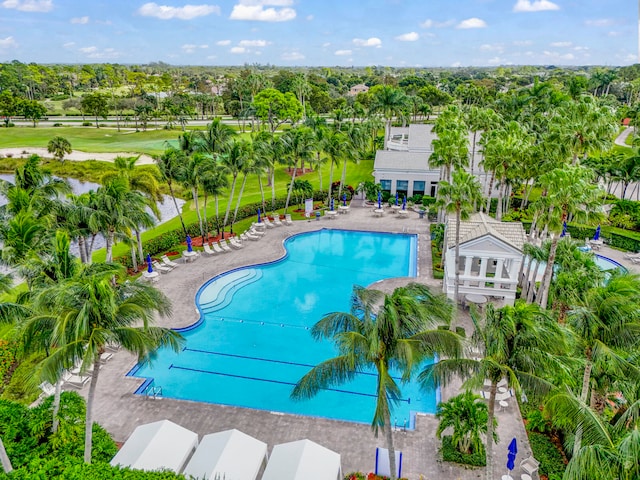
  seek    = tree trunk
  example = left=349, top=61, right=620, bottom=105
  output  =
left=382, top=406, right=397, bottom=480
left=130, top=244, right=138, bottom=272
left=327, top=160, right=335, bottom=206
left=573, top=358, right=593, bottom=456
left=537, top=236, right=558, bottom=309
left=451, top=209, right=462, bottom=331
left=168, top=181, right=187, bottom=236
left=84, top=357, right=102, bottom=463
left=106, top=230, right=115, bottom=263
left=136, top=230, right=143, bottom=269
left=284, top=166, right=297, bottom=213
left=223, top=176, right=238, bottom=228
left=78, top=236, right=87, bottom=264
left=192, top=187, right=204, bottom=240
left=52, top=378, right=63, bottom=433
left=485, top=382, right=498, bottom=480
left=526, top=259, right=538, bottom=303
left=0, top=438, right=12, bottom=473
left=232, top=174, right=248, bottom=224
left=339, top=156, right=348, bottom=200
left=203, top=191, right=209, bottom=244
left=496, top=182, right=504, bottom=221
left=485, top=172, right=495, bottom=213
left=271, top=170, right=276, bottom=210
left=317, top=152, right=323, bottom=192
left=258, top=175, right=266, bottom=214
left=470, top=130, right=477, bottom=174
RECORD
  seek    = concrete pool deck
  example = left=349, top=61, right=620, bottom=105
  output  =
left=76, top=202, right=581, bottom=479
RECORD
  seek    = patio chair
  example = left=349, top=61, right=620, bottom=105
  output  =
left=229, top=237, right=244, bottom=249
left=249, top=227, right=265, bottom=237
left=218, top=241, right=233, bottom=253
left=39, top=381, right=56, bottom=396
left=161, top=255, right=180, bottom=268
left=100, top=352, right=113, bottom=364
left=623, top=251, right=640, bottom=259
left=262, top=217, right=275, bottom=228
left=520, top=456, right=540, bottom=475
left=65, top=374, right=90, bottom=389
left=284, top=214, right=293, bottom=225
left=273, top=215, right=283, bottom=226
left=212, top=243, right=226, bottom=254
left=242, top=231, right=260, bottom=241
left=152, top=261, right=172, bottom=274
left=202, top=244, right=216, bottom=256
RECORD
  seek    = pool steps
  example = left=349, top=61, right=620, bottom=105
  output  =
left=199, top=269, right=263, bottom=313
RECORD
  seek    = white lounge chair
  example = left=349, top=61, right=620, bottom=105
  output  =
left=202, top=244, right=216, bottom=256
left=520, top=456, right=540, bottom=475
left=262, top=217, right=275, bottom=228
left=249, top=227, right=265, bottom=237
left=152, top=261, right=172, bottom=274
left=161, top=255, right=180, bottom=268
left=242, top=231, right=259, bottom=241
left=272, top=215, right=283, bottom=226
left=212, top=243, right=226, bottom=254
left=229, top=237, right=244, bottom=249
left=284, top=214, right=293, bottom=225
left=65, top=374, right=90, bottom=388
left=219, top=241, right=232, bottom=253
left=100, top=352, right=113, bottom=364
left=623, top=251, right=640, bottom=259
left=40, top=381, right=56, bottom=396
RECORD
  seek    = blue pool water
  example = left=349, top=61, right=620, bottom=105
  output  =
left=130, top=229, right=437, bottom=427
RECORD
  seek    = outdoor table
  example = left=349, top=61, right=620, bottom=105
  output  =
left=182, top=250, right=198, bottom=263
left=589, top=239, right=603, bottom=250
left=498, top=386, right=508, bottom=393
left=373, top=209, right=384, bottom=217
left=142, top=271, right=159, bottom=283
left=501, top=475, right=513, bottom=480
left=325, top=210, right=337, bottom=219
left=390, top=205, right=401, bottom=214
left=465, top=294, right=488, bottom=306
left=397, top=209, right=408, bottom=217
left=521, top=475, right=532, bottom=480
left=253, top=222, right=266, bottom=231
left=338, top=205, right=350, bottom=214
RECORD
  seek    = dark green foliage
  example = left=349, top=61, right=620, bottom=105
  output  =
left=524, top=408, right=551, bottom=434
left=440, top=435, right=486, bottom=467
left=527, top=431, right=566, bottom=479
left=0, top=340, right=16, bottom=390
left=430, top=223, right=445, bottom=279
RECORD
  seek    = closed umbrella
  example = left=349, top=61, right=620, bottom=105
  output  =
left=395, top=192, right=399, bottom=206
left=506, top=437, right=518, bottom=479
left=186, top=235, right=193, bottom=253
left=330, top=198, right=334, bottom=211
left=594, top=224, right=601, bottom=240
left=378, top=191, right=382, bottom=209
left=560, top=221, right=567, bottom=237
left=257, top=208, right=261, bottom=224
left=343, top=193, right=347, bottom=206
left=402, top=196, right=407, bottom=210
left=146, top=254, right=153, bottom=273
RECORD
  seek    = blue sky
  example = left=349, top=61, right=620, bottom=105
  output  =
left=0, top=0, right=636, bottom=66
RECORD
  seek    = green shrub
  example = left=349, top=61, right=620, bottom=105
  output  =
left=422, top=195, right=436, bottom=207
left=440, top=435, right=486, bottom=467
left=49, top=94, right=69, bottom=101
left=0, top=340, right=16, bottom=388
left=82, top=121, right=92, bottom=126
left=53, top=122, right=63, bottom=127
left=527, top=431, right=566, bottom=478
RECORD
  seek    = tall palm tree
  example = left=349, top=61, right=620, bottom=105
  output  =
left=232, top=153, right=257, bottom=226
left=323, top=128, right=348, bottom=205
left=253, top=131, right=283, bottom=212
left=292, top=283, right=460, bottom=480
left=436, top=169, right=483, bottom=316
left=281, top=127, right=314, bottom=213
left=29, top=263, right=184, bottom=463
left=181, top=152, right=211, bottom=241
left=155, top=147, right=187, bottom=236
left=200, top=165, right=228, bottom=241
left=197, top=118, right=236, bottom=160
left=220, top=139, right=250, bottom=234
left=370, top=86, right=408, bottom=149
left=339, top=123, right=366, bottom=199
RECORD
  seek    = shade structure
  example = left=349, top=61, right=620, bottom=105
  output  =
left=146, top=254, right=153, bottom=273
left=183, top=429, right=267, bottom=480
left=186, top=235, right=193, bottom=253
left=506, top=437, right=518, bottom=472
left=261, top=439, right=341, bottom=480
left=594, top=224, right=601, bottom=240
left=110, top=420, right=198, bottom=474
left=560, top=221, right=567, bottom=237
left=375, top=447, right=402, bottom=478
left=377, top=191, right=382, bottom=209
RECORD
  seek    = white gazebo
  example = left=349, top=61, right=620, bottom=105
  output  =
left=183, top=429, right=268, bottom=480
left=110, top=420, right=198, bottom=474
left=261, top=439, right=341, bottom=480
left=443, top=213, right=525, bottom=306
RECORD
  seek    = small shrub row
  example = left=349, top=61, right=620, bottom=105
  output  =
left=430, top=223, right=445, bottom=280
left=440, top=435, right=486, bottom=467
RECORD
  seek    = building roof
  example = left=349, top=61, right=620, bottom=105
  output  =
left=446, top=212, right=526, bottom=251
left=261, top=439, right=341, bottom=480
left=374, top=150, right=435, bottom=173
left=407, top=124, right=432, bottom=150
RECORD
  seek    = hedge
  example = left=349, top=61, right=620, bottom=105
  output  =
left=440, top=435, right=486, bottom=467
left=527, top=431, right=567, bottom=479
left=430, top=223, right=445, bottom=280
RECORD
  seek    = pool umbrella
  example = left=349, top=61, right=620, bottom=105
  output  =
left=395, top=192, right=399, bottom=206
left=330, top=198, right=334, bottom=211
left=343, top=193, right=347, bottom=206
left=594, top=224, right=601, bottom=240
left=402, top=196, right=407, bottom=210
left=506, top=437, right=518, bottom=478
left=560, top=221, right=567, bottom=237
left=257, top=208, right=261, bottom=223
left=146, top=254, right=153, bottom=273
left=186, top=235, right=193, bottom=253
left=378, top=191, right=382, bottom=209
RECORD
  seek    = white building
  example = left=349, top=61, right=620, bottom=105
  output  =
left=372, top=124, right=496, bottom=199
left=443, top=213, right=526, bottom=306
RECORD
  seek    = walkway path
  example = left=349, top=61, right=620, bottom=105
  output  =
left=0, top=147, right=155, bottom=164
left=73, top=202, right=535, bottom=480
left=614, top=126, right=634, bottom=147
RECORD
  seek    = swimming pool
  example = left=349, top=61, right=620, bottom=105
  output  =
left=130, top=229, right=437, bottom=427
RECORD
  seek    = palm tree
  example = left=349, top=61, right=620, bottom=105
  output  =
left=339, top=123, right=366, bottom=199
left=436, top=391, right=492, bottom=456
left=292, top=283, right=460, bottom=480
left=182, top=152, right=211, bottom=241
left=46, top=136, right=72, bottom=163
left=197, top=118, right=236, bottom=160
left=370, top=86, right=408, bottom=149
left=155, top=147, right=187, bottom=236
left=281, top=127, right=314, bottom=214
left=29, top=262, right=184, bottom=463
left=323, top=128, right=348, bottom=205
left=200, top=165, right=228, bottom=241
left=253, top=131, right=284, bottom=212
left=436, top=169, right=483, bottom=316
left=220, top=139, right=250, bottom=234
left=232, top=153, right=257, bottom=227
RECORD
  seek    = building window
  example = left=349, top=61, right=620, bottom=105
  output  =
left=396, top=180, right=408, bottom=198
left=430, top=181, right=438, bottom=197
left=413, top=181, right=425, bottom=196
left=380, top=180, right=391, bottom=192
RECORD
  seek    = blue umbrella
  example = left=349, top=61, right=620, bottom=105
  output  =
left=402, top=196, right=407, bottom=210
left=560, top=221, right=567, bottom=237
left=257, top=208, right=261, bottom=223
left=378, top=191, right=382, bottom=209
left=330, top=198, right=334, bottom=211
left=594, top=224, right=601, bottom=240
left=506, top=437, right=518, bottom=473
left=186, top=235, right=193, bottom=253
left=395, top=192, right=399, bottom=206
left=146, top=254, right=153, bottom=273
left=343, top=193, right=347, bottom=206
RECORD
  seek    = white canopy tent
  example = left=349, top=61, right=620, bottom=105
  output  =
left=261, top=439, right=341, bottom=480
left=110, top=420, right=198, bottom=473
left=183, top=429, right=268, bottom=480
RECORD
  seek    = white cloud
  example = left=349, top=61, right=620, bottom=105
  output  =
left=238, top=39, right=269, bottom=47
left=479, top=43, right=504, bottom=52
left=230, top=46, right=246, bottom=53
left=420, top=18, right=455, bottom=28
left=608, top=31, right=622, bottom=37
left=181, top=43, right=208, bottom=53
left=456, top=18, right=487, bottom=29
left=77, top=45, right=120, bottom=59
left=543, top=50, right=575, bottom=60
left=334, top=49, right=352, bottom=56
left=79, top=46, right=97, bottom=53
left=550, top=41, right=572, bottom=47
left=216, top=39, right=231, bottom=46
left=353, top=37, right=381, bottom=47
left=395, top=32, right=419, bottom=42
left=513, top=40, right=533, bottom=46
left=229, top=1, right=295, bottom=22
left=63, top=41, right=75, bottom=48
left=585, top=18, right=614, bottom=27
left=487, top=57, right=505, bottom=65
left=1, top=0, right=52, bottom=12
left=306, top=14, right=313, bottom=20
left=0, top=36, right=17, bottom=48
left=137, top=3, right=220, bottom=20
left=281, top=51, right=305, bottom=61
left=322, top=42, right=331, bottom=47
left=451, top=61, right=462, bottom=67
left=70, top=16, right=89, bottom=24
left=513, top=0, right=559, bottom=12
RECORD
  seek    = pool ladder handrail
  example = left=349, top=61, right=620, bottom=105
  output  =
left=146, top=385, right=163, bottom=399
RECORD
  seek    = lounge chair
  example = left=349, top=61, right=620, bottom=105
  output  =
left=219, top=241, right=232, bottom=253
left=100, top=352, right=113, bottom=364
left=623, top=251, right=640, bottom=259
left=65, top=374, right=90, bottom=388
left=284, top=214, right=293, bottom=225
left=229, top=237, right=244, bottom=249
left=212, top=243, right=226, bottom=254
left=520, top=456, right=540, bottom=475
left=631, top=256, right=640, bottom=264
left=262, top=217, right=275, bottom=228
left=249, top=227, right=265, bottom=237
left=152, top=261, right=172, bottom=273
left=242, top=231, right=259, bottom=241
left=161, top=255, right=180, bottom=268
left=202, top=244, right=216, bottom=256
left=40, top=381, right=56, bottom=396
left=273, top=215, right=283, bottom=226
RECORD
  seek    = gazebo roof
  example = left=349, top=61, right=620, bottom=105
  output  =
left=446, top=212, right=525, bottom=251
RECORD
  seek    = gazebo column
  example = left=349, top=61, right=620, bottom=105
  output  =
left=478, top=257, right=489, bottom=288
left=463, top=255, right=474, bottom=287
left=494, top=258, right=505, bottom=292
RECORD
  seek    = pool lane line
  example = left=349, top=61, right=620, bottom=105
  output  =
left=168, top=364, right=410, bottom=404
left=182, top=347, right=403, bottom=381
